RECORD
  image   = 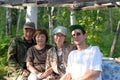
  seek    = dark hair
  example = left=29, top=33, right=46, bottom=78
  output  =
left=34, top=29, right=48, bottom=43
left=69, top=24, right=86, bottom=34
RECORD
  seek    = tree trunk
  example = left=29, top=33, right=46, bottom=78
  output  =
left=109, top=21, right=120, bottom=57
left=16, top=9, right=22, bottom=36
left=48, top=7, right=55, bottom=45
left=109, top=9, right=113, bottom=33
left=70, top=10, right=76, bottom=25
left=6, top=8, right=12, bottom=36
left=26, top=6, right=37, bottom=29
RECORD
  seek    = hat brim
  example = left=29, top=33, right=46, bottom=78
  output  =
left=54, top=31, right=66, bottom=36
left=69, top=25, right=84, bottom=32
left=24, top=26, right=35, bottom=30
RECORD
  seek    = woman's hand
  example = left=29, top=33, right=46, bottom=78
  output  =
left=37, top=73, right=43, bottom=79
left=39, top=68, right=53, bottom=79
left=22, top=70, right=30, bottom=77
left=60, top=73, right=72, bottom=80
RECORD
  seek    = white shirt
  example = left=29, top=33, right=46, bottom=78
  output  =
left=66, top=46, right=102, bottom=80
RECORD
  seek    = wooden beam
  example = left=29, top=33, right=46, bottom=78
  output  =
left=0, top=4, right=24, bottom=9
left=0, top=0, right=120, bottom=10
left=81, top=4, right=116, bottom=10
left=22, top=3, right=73, bottom=7
left=22, top=1, right=120, bottom=7
left=71, top=1, right=120, bottom=10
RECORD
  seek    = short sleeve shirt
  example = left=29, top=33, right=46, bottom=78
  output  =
left=66, top=46, right=102, bottom=80
left=26, top=45, right=52, bottom=72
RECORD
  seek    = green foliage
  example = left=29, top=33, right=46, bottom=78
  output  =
left=11, top=9, right=26, bottom=37
left=56, top=7, right=70, bottom=26
left=0, top=6, right=120, bottom=79
left=0, top=7, right=6, bottom=38
left=74, top=8, right=120, bottom=57
left=37, top=7, right=49, bottom=29
left=0, top=36, right=10, bottom=79
left=0, top=10, right=10, bottom=76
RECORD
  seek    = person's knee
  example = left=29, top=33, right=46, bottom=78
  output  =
left=17, top=75, right=27, bottom=80
left=28, top=73, right=38, bottom=80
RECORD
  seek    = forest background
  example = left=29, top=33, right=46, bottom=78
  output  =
left=0, top=6, right=120, bottom=79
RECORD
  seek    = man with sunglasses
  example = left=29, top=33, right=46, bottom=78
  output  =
left=60, top=25, right=102, bottom=80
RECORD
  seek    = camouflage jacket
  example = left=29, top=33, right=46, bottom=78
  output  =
left=46, top=42, right=75, bottom=77
left=7, top=36, right=35, bottom=80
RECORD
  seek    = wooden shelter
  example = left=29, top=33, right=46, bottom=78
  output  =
left=0, top=0, right=120, bottom=10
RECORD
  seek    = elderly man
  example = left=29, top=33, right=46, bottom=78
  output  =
left=7, top=22, right=36, bottom=80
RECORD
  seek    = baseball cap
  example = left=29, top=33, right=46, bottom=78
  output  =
left=24, top=22, right=35, bottom=30
left=69, top=24, right=86, bottom=34
left=52, top=26, right=67, bottom=36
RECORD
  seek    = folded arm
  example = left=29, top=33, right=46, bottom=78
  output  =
left=27, top=62, right=40, bottom=74
left=40, top=67, right=53, bottom=79
left=27, top=62, right=43, bottom=78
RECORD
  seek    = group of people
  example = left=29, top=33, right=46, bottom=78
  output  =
left=7, top=22, right=102, bottom=80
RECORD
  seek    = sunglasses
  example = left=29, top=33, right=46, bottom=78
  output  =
left=72, top=32, right=81, bottom=37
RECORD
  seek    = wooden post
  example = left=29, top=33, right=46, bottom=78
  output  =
left=70, top=9, right=76, bottom=44
left=26, top=6, right=37, bottom=29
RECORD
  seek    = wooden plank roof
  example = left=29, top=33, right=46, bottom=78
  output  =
left=0, top=0, right=120, bottom=10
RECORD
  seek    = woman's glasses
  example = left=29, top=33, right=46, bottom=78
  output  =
left=72, top=32, right=81, bottom=37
